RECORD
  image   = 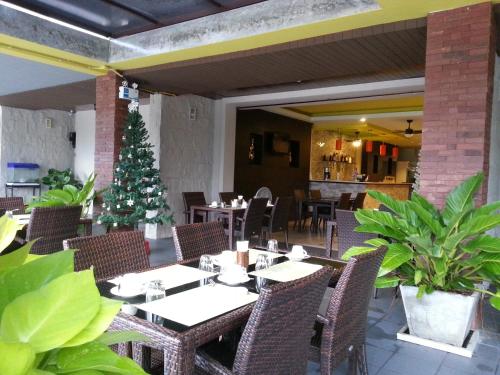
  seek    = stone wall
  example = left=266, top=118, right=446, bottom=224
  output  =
left=160, top=94, right=215, bottom=227
left=0, top=106, right=75, bottom=202
left=419, top=2, right=495, bottom=206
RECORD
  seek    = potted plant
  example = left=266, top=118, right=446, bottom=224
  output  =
left=0, top=215, right=147, bottom=374
left=342, top=172, right=500, bottom=347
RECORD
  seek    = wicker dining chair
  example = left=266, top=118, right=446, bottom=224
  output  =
left=233, top=198, right=268, bottom=245
left=309, top=246, right=387, bottom=375
left=337, top=192, right=352, bottom=210
left=261, top=196, right=292, bottom=250
left=195, top=266, right=332, bottom=375
left=325, top=209, right=376, bottom=259
left=0, top=197, right=25, bottom=214
left=63, top=231, right=149, bottom=282
left=293, top=188, right=311, bottom=231
left=219, top=192, right=239, bottom=205
left=351, top=192, right=367, bottom=211
left=172, top=221, right=229, bottom=262
left=27, top=206, right=82, bottom=255
left=182, top=192, right=208, bottom=224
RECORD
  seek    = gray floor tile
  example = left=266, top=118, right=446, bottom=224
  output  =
left=377, top=352, right=443, bottom=375
left=440, top=353, right=498, bottom=375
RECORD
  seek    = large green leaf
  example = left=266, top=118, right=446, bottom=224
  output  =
left=0, top=270, right=100, bottom=353
left=460, top=214, right=500, bottom=235
left=0, top=341, right=35, bottom=375
left=407, top=201, right=443, bottom=237
left=62, top=185, right=79, bottom=200
left=63, top=297, right=122, bottom=347
left=479, top=253, right=500, bottom=273
left=341, top=246, right=376, bottom=260
left=364, top=238, right=389, bottom=247
left=355, top=209, right=402, bottom=231
left=367, top=190, right=409, bottom=219
left=375, top=276, right=400, bottom=288
left=355, top=223, right=406, bottom=242
left=96, top=331, right=149, bottom=346
left=0, top=240, right=34, bottom=271
left=0, top=216, right=24, bottom=253
left=0, top=249, right=74, bottom=316
left=463, top=235, right=500, bottom=253
left=378, top=243, right=413, bottom=277
left=490, top=294, right=500, bottom=310
left=411, top=192, right=440, bottom=218
left=55, top=341, right=146, bottom=374
left=45, top=190, right=73, bottom=203
left=442, top=173, right=483, bottom=223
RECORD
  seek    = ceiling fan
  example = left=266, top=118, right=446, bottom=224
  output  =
left=395, top=120, right=422, bottom=138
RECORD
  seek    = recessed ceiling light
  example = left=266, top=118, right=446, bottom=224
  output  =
left=360, top=117, right=366, bottom=122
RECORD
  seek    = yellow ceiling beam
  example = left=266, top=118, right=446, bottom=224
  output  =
left=110, top=0, right=499, bottom=71
left=1, top=0, right=499, bottom=75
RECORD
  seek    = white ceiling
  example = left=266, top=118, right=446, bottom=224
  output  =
left=0, top=53, right=93, bottom=96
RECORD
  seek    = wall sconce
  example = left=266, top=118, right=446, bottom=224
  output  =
left=317, top=141, right=326, bottom=148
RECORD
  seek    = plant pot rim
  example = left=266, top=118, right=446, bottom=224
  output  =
left=399, top=285, right=479, bottom=298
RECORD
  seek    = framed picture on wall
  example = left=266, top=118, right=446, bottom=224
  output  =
left=248, top=133, right=263, bottom=165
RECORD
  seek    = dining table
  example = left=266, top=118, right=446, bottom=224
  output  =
left=104, top=249, right=346, bottom=374
left=301, top=197, right=339, bottom=233
left=189, top=205, right=246, bottom=250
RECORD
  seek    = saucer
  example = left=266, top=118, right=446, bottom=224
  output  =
left=110, top=286, right=145, bottom=298
left=217, top=274, right=251, bottom=285
left=285, top=254, right=311, bottom=261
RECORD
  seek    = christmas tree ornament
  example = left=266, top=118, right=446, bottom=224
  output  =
left=113, top=222, right=118, bottom=227
left=102, top=203, right=106, bottom=208
left=116, top=167, right=120, bottom=172
left=107, top=206, right=111, bottom=211
left=127, top=199, right=134, bottom=207
left=128, top=154, right=132, bottom=158
left=97, top=220, right=102, bottom=225
left=116, top=204, right=121, bottom=209
left=122, top=135, right=125, bottom=141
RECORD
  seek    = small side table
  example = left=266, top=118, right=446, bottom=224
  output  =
left=5, top=182, right=42, bottom=197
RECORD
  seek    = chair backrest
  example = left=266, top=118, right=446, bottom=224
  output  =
left=63, top=231, right=149, bottom=282
left=219, top=192, right=238, bottom=204
left=269, top=196, right=293, bottom=233
left=27, top=206, right=82, bottom=255
left=0, top=197, right=25, bottom=215
left=321, top=247, right=387, bottom=369
left=233, top=266, right=332, bottom=374
left=254, top=187, right=272, bottom=202
left=172, top=221, right=228, bottom=261
left=337, top=193, right=352, bottom=210
left=351, top=192, right=366, bottom=210
left=335, top=209, right=376, bottom=258
left=310, top=189, right=322, bottom=199
left=241, top=198, right=268, bottom=240
left=182, top=192, right=206, bottom=211
left=293, top=189, right=306, bottom=201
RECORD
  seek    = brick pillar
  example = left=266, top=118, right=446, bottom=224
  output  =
left=94, top=72, right=129, bottom=191
left=420, top=2, right=496, bottom=206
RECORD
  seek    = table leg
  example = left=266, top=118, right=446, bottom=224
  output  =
left=228, top=211, right=234, bottom=250
left=312, top=205, right=319, bottom=233
left=190, top=207, right=195, bottom=224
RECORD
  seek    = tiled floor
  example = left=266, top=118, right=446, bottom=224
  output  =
left=147, top=235, right=500, bottom=375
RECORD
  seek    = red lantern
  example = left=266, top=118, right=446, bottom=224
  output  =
left=335, top=138, right=342, bottom=151
left=392, top=146, right=399, bottom=159
left=365, top=140, right=373, bottom=153
left=379, top=143, right=387, bottom=156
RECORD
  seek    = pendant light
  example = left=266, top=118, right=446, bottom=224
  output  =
left=379, top=143, right=387, bottom=157
left=392, top=146, right=399, bottom=159
left=365, top=140, right=373, bottom=153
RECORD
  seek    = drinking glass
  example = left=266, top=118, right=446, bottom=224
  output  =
left=145, top=280, right=165, bottom=324
left=199, top=255, right=214, bottom=272
left=266, top=239, right=279, bottom=253
left=255, top=254, right=270, bottom=271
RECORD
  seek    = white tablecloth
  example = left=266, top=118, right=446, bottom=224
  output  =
left=249, top=261, right=322, bottom=282
left=137, top=284, right=258, bottom=326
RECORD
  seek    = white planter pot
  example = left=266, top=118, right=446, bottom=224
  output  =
left=400, top=285, right=480, bottom=347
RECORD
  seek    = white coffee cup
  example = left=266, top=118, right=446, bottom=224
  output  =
left=236, top=240, right=249, bottom=252
left=220, top=250, right=235, bottom=265
left=231, top=199, right=238, bottom=208
left=118, top=273, right=143, bottom=294
left=222, top=264, right=246, bottom=281
left=241, top=201, right=248, bottom=208
left=291, top=245, right=308, bottom=259
left=210, top=200, right=218, bottom=207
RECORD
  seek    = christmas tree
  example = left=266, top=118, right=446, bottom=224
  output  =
left=97, top=106, right=173, bottom=229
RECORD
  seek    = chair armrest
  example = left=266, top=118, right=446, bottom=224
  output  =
left=316, top=314, right=330, bottom=325
left=195, top=350, right=233, bottom=375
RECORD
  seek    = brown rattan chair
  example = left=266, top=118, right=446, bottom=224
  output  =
left=63, top=231, right=149, bottom=283
left=325, top=209, right=376, bottom=259
left=351, top=192, right=366, bottom=211
left=219, top=192, right=239, bottom=205
left=293, top=189, right=311, bottom=231
left=309, top=246, right=387, bottom=375
left=182, top=192, right=207, bottom=224
left=195, top=266, right=332, bottom=375
left=172, top=221, right=229, bottom=261
left=0, top=197, right=25, bottom=214
left=261, top=196, right=293, bottom=250
left=233, top=198, right=268, bottom=246
left=27, top=206, right=82, bottom=255
left=337, top=192, right=352, bottom=210
left=310, top=189, right=322, bottom=199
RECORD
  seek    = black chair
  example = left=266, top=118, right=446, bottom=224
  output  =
left=261, top=196, right=293, bottom=250
left=182, top=192, right=207, bottom=224
left=337, top=193, right=352, bottom=210
left=219, top=192, right=239, bottom=205
left=351, top=192, right=366, bottom=211
left=293, top=189, right=311, bottom=231
left=233, top=198, right=268, bottom=246
left=172, top=221, right=228, bottom=261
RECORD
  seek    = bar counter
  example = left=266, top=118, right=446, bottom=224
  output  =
left=309, top=179, right=412, bottom=209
